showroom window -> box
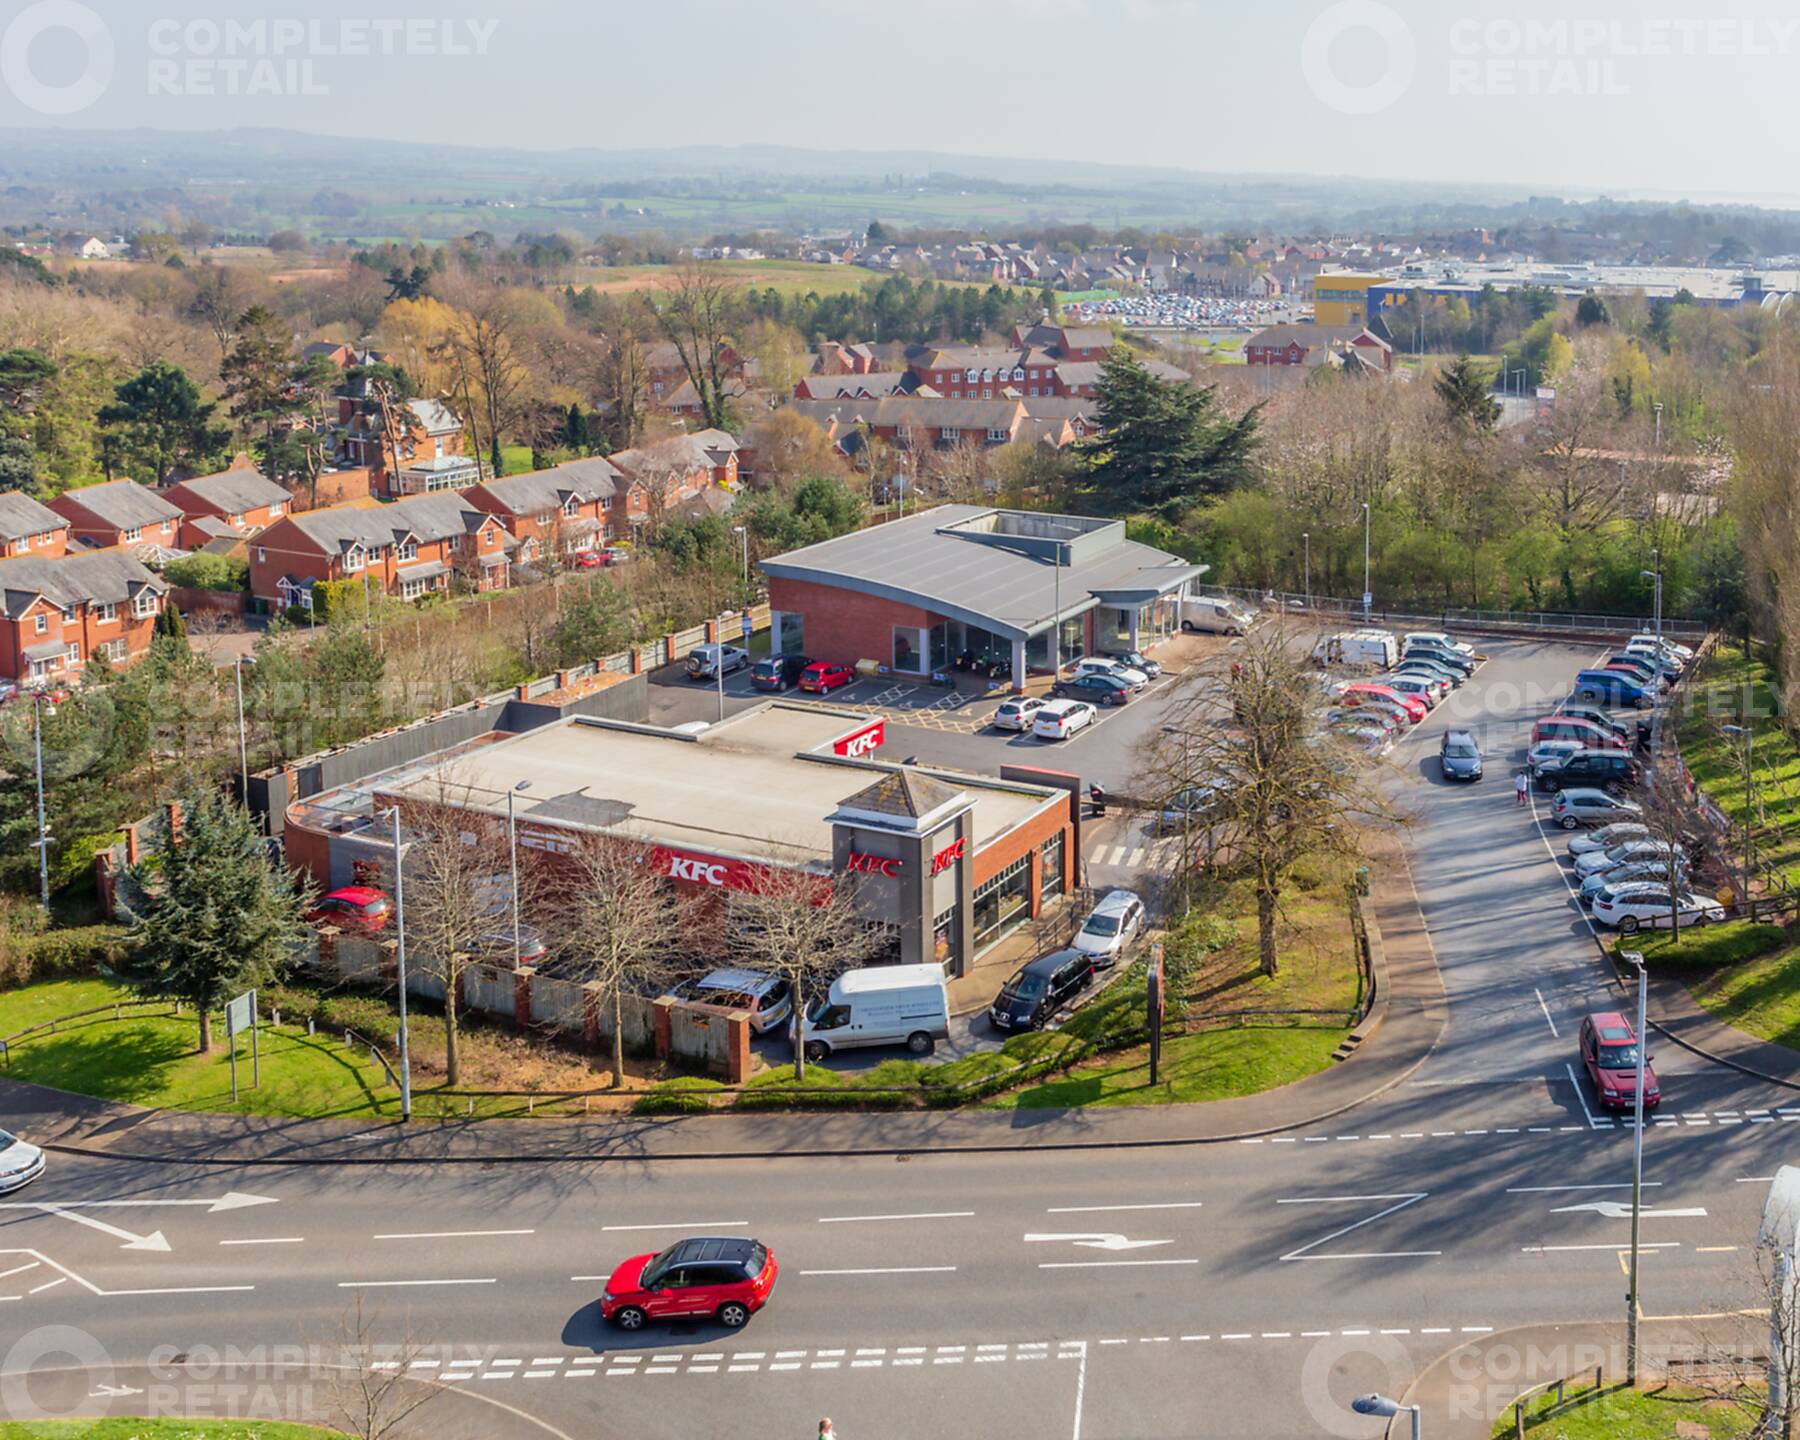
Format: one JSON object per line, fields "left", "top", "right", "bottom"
{"left": 1039, "top": 832, "right": 1065, "bottom": 903}
{"left": 973, "top": 854, "right": 1031, "bottom": 951}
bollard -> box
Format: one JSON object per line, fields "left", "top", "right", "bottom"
{"left": 528, "top": 1097, "right": 535, "bottom": 1116}
{"left": 1514, "top": 1400, "right": 1523, "bottom": 1439}
{"left": 1554, "top": 1379, "right": 1563, "bottom": 1406}
{"left": 466, "top": 1098, "right": 474, "bottom": 1116}
{"left": 308, "top": 1018, "right": 315, "bottom": 1036}
{"left": 1595, "top": 1366, "right": 1602, "bottom": 1393}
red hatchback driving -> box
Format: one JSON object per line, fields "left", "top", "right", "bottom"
{"left": 601, "top": 1235, "right": 778, "bottom": 1331}
{"left": 1578, "top": 1012, "right": 1660, "bottom": 1111}
{"left": 799, "top": 661, "right": 855, "bottom": 694}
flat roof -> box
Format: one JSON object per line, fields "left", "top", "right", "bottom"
{"left": 374, "top": 703, "right": 1059, "bottom": 870}
{"left": 760, "top": 504, "right": 1206, "bottom": 641}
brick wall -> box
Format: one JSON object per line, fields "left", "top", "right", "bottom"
{"left": 767, "top": 575, "right": 945, "bottom": 669}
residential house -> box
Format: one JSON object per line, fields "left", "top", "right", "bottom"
{"left": 301, "top": 342, "right": 388, "bottom": 370}
{"left": 49, "top": 480, "right": 185, "bottom": 554}
{"left": 162, "top": 465, "right": 291, "bottom": 549}
{"left": 812, "top": 341, "right": 879, "bottom": 376}
{"left": 1008, "top": 324, "right": 1117, "bottom": 362}
{"left": 1052, "top": 357, "right": 1190, "bottom": 397}
{"left": 686, "top": 428, "right": 742, "bottom": 488}
{"left": 907, "top": 347, "right": 1061, "bottom": 400}
{"left": 792, "top": 372, "right": 912, "bottom": 402}
{"left": 248, "top": 492, "right": 513, "bottom": 613}
{"left": 333, "top": 381, "right": 479, "bottom": 498}
{"left": 466, "top": 457, "right": 619, "bottom": 564}
{"left": 1244, "top": 324, "right": 1393, "bottom": 371}
{"left": 0, "top": 493, "right": 69, "bottom": 560}
{"left": 606, "top": 435, "right": 722, "bottom": 535}
{"left": 0, "top": 549, "right": 167, "bottom": 685}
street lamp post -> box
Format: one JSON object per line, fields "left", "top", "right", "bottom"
{"left": 1640, "top": 562, "right": 1663, "bottom": 763}
{"left": 1361, "top": 502, "right": 1372, "bottom": 620}
{"left": 233, "top": 655, "right": 257, "bottom": 812}
{"left": 30, "top": 693, "right": 55, "bottom": 913}
{"left": 1353, "top": 1393, "right": 1421, "bottom": 1440}
{"left": 506, "top": 781, "right": 530, "bottom": 970}
{"left": 1301, "top": 531, "right": 1310, "bottom": 606}
{"left": 376, "top": 805, "right": 413, "bottom": 1120}
{"left": 1622, "top": 949, "right": 1649, "bottom": 1384}
{"left": 1724, "top": 723, "right": 1755, "bottom": 887}
{"left": 1653, "top": 401, "right": 1664, "bottom": 449}
{"left": 733, "top": 524, "right": 748, "bottom": 584}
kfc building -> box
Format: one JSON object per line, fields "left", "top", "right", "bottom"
{"left": 293, "top": 703, "right": 1078, "bottom": 977}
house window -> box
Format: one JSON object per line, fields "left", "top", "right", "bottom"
{"left": 33, "top": 613, "right": 47, "bottom": 634}
{"left": 986, "top": 427, "right": 1010, "bottom": 444}
{"left": 228, "top": 514, "right": 242, "bottom": 527}
{"left": 966, "top": 371, "right": 979, "bottom": 383}
{"left": 257, "top": 547, "right": 266, "bottom": 563}
{"left": 344, "top": 545, "right": 365, "bottom": 572}
{"left": 941, "top": 428, "right": 960, "bottom": 442}
{"left": 103, "top": 639, "right": 128, "bottom": 662}
{"left": 96, "top": 602, "right": 116, "bottom": 624}
{"left": 123, "top": 526, "right": 142, "bottom": 543}
{"left": 1012, "top": 367, "right": 1025, "bottom": 381}
{"left": 64, "top": 643, "right": 80, "bottom": 664}
{"left": 131, "top": 591, "right": 159, "bottom": 619}
{"left": 397, "top": 539, "right": 418, "bottom": 562}
{"left": 400, "top": 577, "right": 428, "bottom": 601}
{"left": 61, "top": 605, "right": 75, "bottom": 622}
{"left": 269, "top": 503, "right": 283, "bottom": 518}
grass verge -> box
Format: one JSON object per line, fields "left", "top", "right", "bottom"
{"left": 1493, "top": 1379, "right": 1760, "bottom": 1439}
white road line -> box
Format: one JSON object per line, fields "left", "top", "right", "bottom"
{"left": 1506, "top": 1183, "right": 1660, "bottom": 1193}
{"left": 27, "top": 1277, "right": 65, "bottom": 1295}
{"left": 1522, "top": 1243, "right": 1682, "bottom": 1253}
{"left": 1072, "top": 1340, "right": 1088, "bottom": 1440}
{"left": 1126, "top": 847, "right": 1146, "bottom": 867}
{"left": 1045, "top": 1202, "right": 1205, "bottom": 1214}
{"left": 1564, "top": 1062, "right": 1606, "bottom": 1128}
{"left": 600, "top": 1221, "right": 748, "bottom": 1232}
{"left": 799, "top": 1266, "right": 957, "bottom": 1276}
{"left": 0, "top": 1262, "right": 41, "bottom": 1280}
{"left": 336, "top": 1278, "right": 497, "bottom": 1288}
{"left": 373, "top": 1229, "right": 535, "bottom": 1240}
{"left": 817, "top": 1211, "right": 973, "bottom": 1224}
{"left": 1038, "top": 1259, "right": 1201, "bottom": 1269}
{"left": 1277, "top": 1193, "right": 1435, "bottom": 1263}
{"left": 566, "top": 1368, "right": 596, "bottom": 1378}
{"left": 1535, "top": 988, "right": 1559, "bottom": 1036}
{"left": 219, "top": 1237, "right": 305, "bottom": 1246}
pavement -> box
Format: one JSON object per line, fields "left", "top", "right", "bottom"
{"left": 7, "top": 635, "right": 1800, "bottom": 1440}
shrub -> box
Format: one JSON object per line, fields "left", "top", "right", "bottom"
{"left": 733, "top": 1065, "right": 915, "bottom": 1112}
{"left": 163, "top": 553, "right": 248, "bottom": 592}
{"left": 262, "top": 985, "right": 322, "bottom": 1024}
{"left": 0, "top": 924, "right": 130, "bottom": 988}
{"left": 317, "top": 993, "right": 398, "bottom": 1038}
{"left": 633, "top": 1076, "right": 727, "bottom": 1116}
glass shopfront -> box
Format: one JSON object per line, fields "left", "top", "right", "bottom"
{"left": 933, "top": 905, "right": 960, "bottom": 967}
{"left": 973, "top": 853, "right": 1032, "bottom": 951}
{"left": 1025, "top": 615, "right": 1088, "bottom": 672}
{"left": 1039, "top": 832, "right": 1065, "bottom": 903}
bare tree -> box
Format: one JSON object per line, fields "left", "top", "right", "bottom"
{"left": 444, "top": 291, "right": 531, "bottom": 477}
{"left": 658, "top": 262, "right": 741, "bottom": 430}
{"left": 725, "top": 863, "right": 881, "bottom": 1080}
{"left": 327, "top": 1293, "right": 441, "bottom": 1440}
{"left": 552, "top": 832, "right": 697, "bottom": 1087}
{"left": 1627, "top": 765, "right": 1712, "bottom": 948}
{"left": 595, "top": 304, "right": 652, "bottom": 451}
{"left": 188, "top": 263, "right": 249, "bottom": 366}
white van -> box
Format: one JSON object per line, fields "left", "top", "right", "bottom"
{"left": 1312, "top": 631, "right": 1398, "bottom": 668}
{"left": 1180, "top": 596, "right": 1257, "bottom": 635}
{"left": 799, "top": 964, "right": 951, "bottom": 1061}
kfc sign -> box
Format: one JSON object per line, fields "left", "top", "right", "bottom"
{"left": 651, "top": 846, "right": 762, "bottom": 891}
{"left": 930, "top": 836, "right": 966, "bottom": 876}
{"left": 833, "top": 720, "right": 886, "bottom": 758}
{"left": 667, "top": 854, "right": 729, "bottom": 885}
{"left": 845, "top": 850, "right": 901, "bottom": 878}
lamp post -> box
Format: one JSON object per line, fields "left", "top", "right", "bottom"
{"left": 1724, "top": 723, "right": 1755, "bottom": 887}
{"left": 375, "top": 805, "right": 413, "bottom": 1120}
{"left": 1653, "top": 401, "right": 1664, "bottom": 449}
{"left": 1301, "top": 531, "right": 1310, "bottom": 606}
{"left": 1051, "top": 539, "right": 1064, "bottom": 676}
{"left": 1640, "top": 561, "right": 1663, "bottom": 762}
{"left": 1622, "top": 949, "right": 1649, "bottom": 1384}
{"left": 1361, "top": 502, "right": 1372, "bottom": 620}
{"left": 733, "top": 524, "right": 748, "bottom": 584}
{"left": 233, "top": 655, "right": 257, "bottom": 811}
{"left": 1353, "top": 1393, "right": 1421, "bottom": 1440}
{"left": 506, "top": 780, "right": 530, "bottom": 970}
{"left": 29, "top": 693, "right": 55, "bottom": 913}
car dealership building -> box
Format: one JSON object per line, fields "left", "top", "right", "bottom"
{"left": 285, "top": 703, "right": 1080, "bottom": 978}
{"left": 760, "top": 506, "right": 1208, "bottom": 689}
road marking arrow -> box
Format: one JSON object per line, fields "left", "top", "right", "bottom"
{"left": 28, "top": 1206, "right": 169, "bottom": 1252}
{"left": 1550, "top": 1202, "right": 1709, "bottom": 1220}
{"left": 90, "top": 1384, "right": 144, "bottom": 1399}
{"left": 1023, "top": 1232, "right": 1173, "bottom": 1251}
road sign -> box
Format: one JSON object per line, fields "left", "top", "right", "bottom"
{"left": 1362, "top": 592, "right": 1373, "bottom": 610}
{"left": 1147, "top": 941, "right": 1165, "bottom": 1086}
{"left": 225, "top": 992, "right": 253, "bottom": 1036}
{"left": 225, "top": 989, "right": 259, "bottom": 1099}
{"left": 741, "top": 612, "right": 753, "bottom": 638}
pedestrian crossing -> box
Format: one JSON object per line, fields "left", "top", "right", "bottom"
{"left": 1092, "top": 841, "right": 1181, "bottom": 873}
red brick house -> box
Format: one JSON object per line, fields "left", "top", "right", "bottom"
{"left": 1245, "top": 324, "right": 1393, "bottom": 371}
{"left": 685, "top": 429, "right": 742, "bottom": 489}
{"left": 162, "top": 465, "right": 291, "bottom": 548}
{"left": 334, "top": 384, "right": 479, "bottom": 499}
{"left": 465, "top": 457, "right": 620, "bottom": 564}
{"left": 812, "top": 340, "right": 878, "bottom": 376}
{"left": 791, "top": 372, "right": 911, "bottom": 402}
{"left": 607, "top": 436, "right": 725, "bottom": 535}
{"left": 49, "top": 480, "right": 185, "bottom": 553}
{"left": 249, "top": 493, "right": 512, "bottom": 613}
{"left": 1009, "top": 323, "right": 1117, "bottom": 362}
{"left": 0, "top": 493, "right": 69, "bottom": 560}
{"left": 0, "top": 549, "right": 167, "bottom": 685}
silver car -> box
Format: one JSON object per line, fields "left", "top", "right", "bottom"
{"left": 993, "top": 696, "right": 1047, "bottom": 732}
{"left": 0, "top": 1129, "right": 45, "bottom": 1194}
{"left": 1072, "top": 889, "right": 1146, "bottom": 968}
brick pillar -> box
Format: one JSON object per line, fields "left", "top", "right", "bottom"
{"left": 516, "top": 682, "right": 531, "bottom": 700}
{"left": 664, "top": 635, "right": 676, "bottom": 666}
{"left": 513, "top": 967, "right": 534, "bottom": 1027}
{"left": 319, "top": 929, "right": 341, "bottom": 981}
{"left": 165, "top": 801, "right": 183, "bottom": 847}
{"left": 705, "top": 619, "right": 719, "bottom": 643}
{"left": 1027, "top": 846, "right": 1044, "bottom": 917}
{"left": 629, "top": 647, "right": 642, "bottom": 675}
{"left": 726, "top": 1012, "right": 751, "bottom": 1084}
{"left": 652, "top": 996, "right": 675, "bottom": 1061}
{"left": 124, "top": 823, "right": 140, "bottom": 866}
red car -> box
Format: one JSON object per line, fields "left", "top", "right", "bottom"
{"left": 799, "top": 661, "right": 855, "bottom": 694}
{"left": 1579, "top": 1011, "right": 1660, "bottom": 1111}
{"left": 601, "top": 1236, "right": 778, "bottom": 1331}
{"left": 1531, "top": 717, "right": 1628, "bottom": 751}
{"left": 1335, "top": 683, "right": 1427, "bottom": 724}
{"left": 307, "top": 886, "right": 392, "bottom": 935}
{"left": 572, "top": 550, "right": 604, "bottom": 569}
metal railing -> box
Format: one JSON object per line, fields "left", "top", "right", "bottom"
{"left": 0, "top": 999, "right": 180, "bottom": 1066}
{"left": 1196, "top": 584, "right": 1709, "bottom": 638}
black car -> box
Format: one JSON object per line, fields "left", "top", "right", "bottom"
{"left": 750, "top": 654, "right": 811, "bottom": 692}
{"left": 1535, "top": 748, "right": 1639, "bottom": 793}
{"left": 990, "top": 949, "right": 1094, "bottom": 1031}
{"left": 1051, "top": 673, "right": 1131, "bottom": 707}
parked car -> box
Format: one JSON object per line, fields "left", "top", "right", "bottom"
{"left": 798, "top": 661, "right": 856, "bottom": 694}
{"left": 1531, "top": 717, "right": 1629, "bottom": 751}
{"left": 1072, "top": 889, "right": 1146, "bottom": 967}
{"left": 1339, "top": 696, "right": 1416, "bottom": 730}
{"left": 1051, "top": 672, "right": 1132, "bottom": 707}
{"left": 1103, "top": 648, "right": 1162, "bottom": 679}
{"left": 475, "top": 922, "right": 548, "bottom": 965}
{"left": 1072, "top": 656, "right": 1149, "bottom": 690}
{"left": 0, "top": 680, "right": 17, "bottom": 706}
{"left": 0, "top": 1128, "right": 46, "bottom": 1194}
{"left": 1402, "top": 631, "right": 1475, "bottom": 658}
{"left": 1383, "top": 674, "right": 1448, "bottom": 707}
{"left": 1155, "top": 781, "right": 1233, "bottom": 832}
{"left": 1034, "top": 699, "right": 1097, "bottom": 740}
{"left": 991, "top": 696, "right": 1048, "bottom": 732}
{"left": 307, "top": 886, "right": 391, "bottom": 934}
{"left": 1579, "top": 1013, "right": 1660, "bottom": 1111}
{"left": 1527, "top": 738, "right": 1585, "bottom": 771}
{"left": 1567, "top": 821, "right": 1650, "bottom": 857}
{"left": 1592, "top": 884, "right": 1726, "bottom": 934}
{"left": 1326, "top": 706, "right": 1400, "bottom": 733}
{"left": 1550, "top": 788, "right": 1644, "bottom": 830}
{"left": 1439, "top": 729, "right": 1483, "bottom": 781}
{"left": 750, "top": 654, "right": 811, "bottom": 692}
{"left": 1573, "top": 837, "right": 1682, "bottom": 880}
{"left": 1331, "top": 721, "right": 1393, "bottom": 755}
{"left": 670, "top": 968, "right": 793, "bottom": 1035}
{"left": 688, "top": 643, "right": 749, "bottom": 681}
{"left": 800, "top": 964, "right": 950, "bottom": 1060}
{"left": 1604, "top": 654, "right": 1669, "bottom": 689}
{"left": 1401, "top": 642, "right": 1476, "bottom": 676}
{"left": 1533, "top": 749, "right": 1639, "bottom": 793}
{"left": 1621, "top": 645, "right": 1683, "bottom": 679}
{"left": 1578, "top": 859, "right": 1689, "bottom": 908}
{"left": 1552, "top": 706, "right": 1632, "bottom": 744}
{"left": 1332, "top": 682, "right": 1427, "bottom": 723}
{"left": 571, "top": 549, "right": 605, "bottom": 569}
{"left": 990, "top": 949, "right": 1095, "bottom": 1031}
{"left": 1572, "top": 669, "right": 1654, "bottom": 709}
{"left": 1630, "top": 634, "right": 1694, "bottom": 662}
{"left": 601, "top": 1236, "right": 778, "bottom": 1331}
{"left": 1395, "top": 656, "right": 1465, "bottom": 688}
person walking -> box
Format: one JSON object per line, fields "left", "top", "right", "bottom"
{"left": 819, "top": 1420, "right": 838, "bottom": 1440}
{"left": 1515, "top": 770, "right": 1530, "bottom": 807}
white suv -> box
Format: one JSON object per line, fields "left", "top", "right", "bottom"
{"left": 1072, "top": 657, "right": 1149, "bottom": 690}
{"left": 1034, "top": 700, "right": 1096, "bottom": 740}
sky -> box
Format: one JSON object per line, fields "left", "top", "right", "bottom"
{"left": 2, "top": 0, "right": 1797, "bottom": 205}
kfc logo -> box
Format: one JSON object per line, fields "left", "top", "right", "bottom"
{"left": 845, "top": 850, "right": 902, "bottom": 878}
{"left": 930, "top": 836, "right": 966, "bottom": 875}
{"left": 667, "top": 855, "right": 728, "bottom": 885}
{"left": 833, "top": 720, "right": 886, "bottom": 758}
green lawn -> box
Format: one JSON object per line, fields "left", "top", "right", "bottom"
{"left": 0, "top": 1422, "right": 340, "bottom": 1439}
{"left": 1678, "top": 643, "right": 1800, "bottom": 887}
{"left": 990, "top": 1024, "right": 1345, "bottom": 1108}
{"left": 1494, "top": 1380, "right": 1760, "bottom": 1439}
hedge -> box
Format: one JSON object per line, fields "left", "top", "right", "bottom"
{"left": 0, "top": 925, "right": 131, "bottom": 988}
{"left": 163, "top": 552, "right": 248, "bottom": 592}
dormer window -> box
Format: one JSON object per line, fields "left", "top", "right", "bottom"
{"left": 344, "top": 544, "right": 365, "bottom": 573}
{"left": 131, "top": 591, "right": 159, "bottom": 620}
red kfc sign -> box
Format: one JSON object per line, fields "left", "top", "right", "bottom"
{"left": 833, "top": 720, "right": 886, "bottom": 758}
{"left": 930, "top": 836, "right": 965, "bottom": 876}
{"left": 845, "top": 850, "right": 901, "bottom": 878}
{"left": 652, "top": 846, "right": 765, "bottom": 891}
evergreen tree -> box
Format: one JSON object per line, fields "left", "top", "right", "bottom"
{"left": 97, "top": 361, "right": 230, "bottom": 485}
{"left": 1433, "top": 355, "right": 1501, "bottom": 433}
{"left": 118, "top": 785, "right": 309, "bottom": 1053}
{"left": 1575, "top": 291, "right": 1610, "bottom": 327}
{"left": 1078, "top": 347, "right": 1261, "bottom": 515}
{"left": 153, "top": 599, "right": 188, "bottom": 644}
{"left": 561, "top": 402, "right": 590, "bottom": 454}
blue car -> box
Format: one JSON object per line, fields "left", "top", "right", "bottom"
{"left": 1572, "top": 670, "right": 1653, "bottom": 709}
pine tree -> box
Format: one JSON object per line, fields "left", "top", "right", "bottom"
{"left": 1433, "top": 355, "right": 1502, "bottom": 434}
{"left": 118, "top": 785, "right": 311, "bottom": 1053}
{"left": 153, "top": 599, "right": 187, "bottom": 644}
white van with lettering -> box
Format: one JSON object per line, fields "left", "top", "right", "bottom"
{"left": 799, "top": 964, "right": 950, "bottom": 1061}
